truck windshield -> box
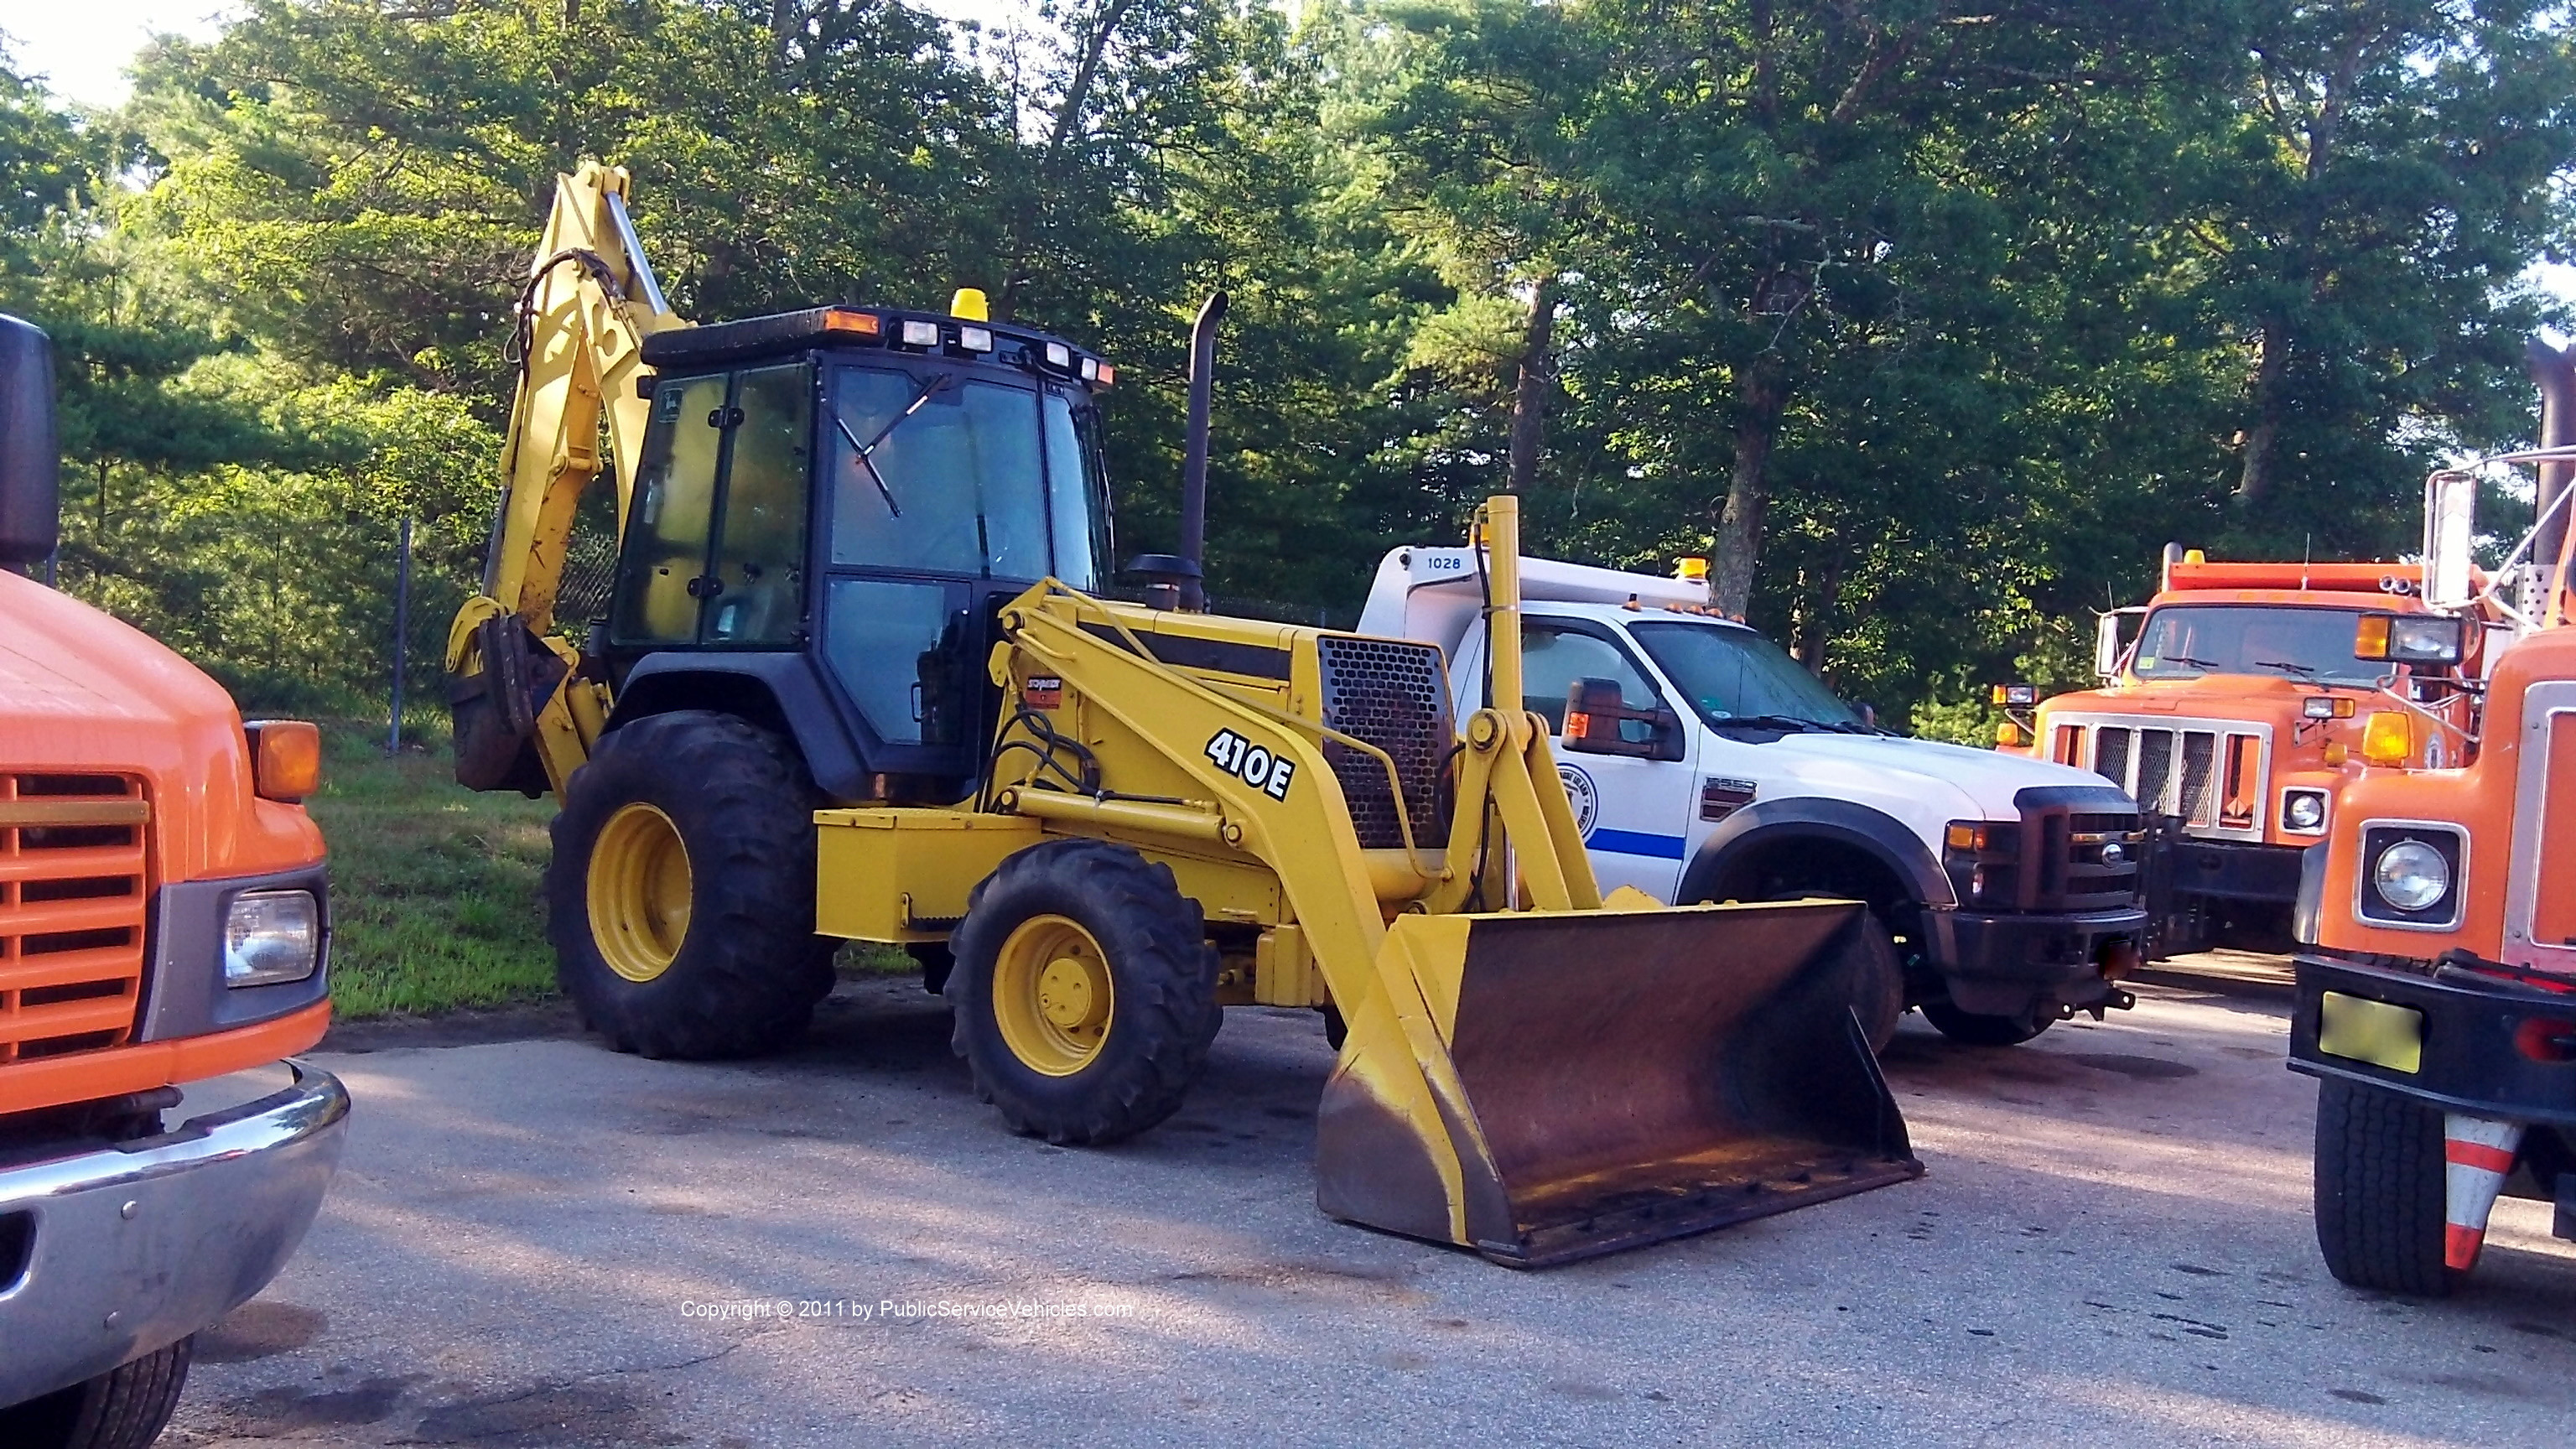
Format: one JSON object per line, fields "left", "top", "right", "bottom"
{"left": 826, "top": 364, "right": 1106, "bottom": 589}
{"left": 2132, "top": 605, "right": 2381, "bottom": 686}
{"left": 1628, "top": 621, "right": 1863, "bottom": 730}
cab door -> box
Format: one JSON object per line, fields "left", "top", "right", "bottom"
{"left": 612, "top": 364, "right": 812, "bottom": 649}
{"left": 2507, "top": 680, "right": 2576, "bottom": 972}
{"left": 1468, "top": 616, "right": 1696, "bottom": 900}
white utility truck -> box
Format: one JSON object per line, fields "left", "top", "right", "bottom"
{"left": 1358, "top": 544, "right": 2151, "bottom": 1047}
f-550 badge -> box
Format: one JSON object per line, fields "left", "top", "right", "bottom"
{"left": 1204, "top": 729, "right": 1296, "bottom": 801}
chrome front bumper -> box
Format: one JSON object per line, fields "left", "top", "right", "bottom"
{"left": 0, "top": 1062, "right": 348, "bottom": 1407}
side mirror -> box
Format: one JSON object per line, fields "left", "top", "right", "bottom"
{"left": 0, "top": 314, "right": 60, "bottom": 567}
{"left": 2094, "top": 612, "right": 2126, "bottom": 677}
{"left": 1563, "top": 677, "right": 1685, "bottom": 761}
{"left": 2355, "top": 612, "right": 2464, "bottom": 667}
{"left": 1856, "top": 702, "right": 1878, "bottom": 730}
{"left": 2422, "top": 470, "right": 2476, "bottom": 609}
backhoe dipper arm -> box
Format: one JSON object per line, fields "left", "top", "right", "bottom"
{"left": 484, "top": 161, "right": 683, "bottom": 631}
{"left": 449, "top": 162, "right": 686, "bottom": 797}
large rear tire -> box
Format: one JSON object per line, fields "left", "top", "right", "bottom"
{"left": 1921, "top": 998, "right": 2053, "bottom": 1047}
{"left": 2314, "top": 1078, "right": 2456, "bottom": 1296}
{"left": 948, "top": 839, "right": 1220, "bottom": 1144}
{"left": 547, "top": 711, "right": 837, "bottom": 1059}
{"left": 0, "top": 1337, "right": 190, "bottom": 1449}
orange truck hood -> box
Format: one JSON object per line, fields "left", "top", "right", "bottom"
{"left": 1, "top": 570, "right": 322, "bottom": 881}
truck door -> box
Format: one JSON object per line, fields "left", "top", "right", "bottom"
{"left": 2507, "top": 680, "right": 2576, "bottom": 972}
{"left": 1465, "top": 616, "right": 1696, "bottom": 899}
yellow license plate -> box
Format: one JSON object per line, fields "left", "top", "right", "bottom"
{"left": 2319, "top": 991, "right": 2423, "bottom": 1073}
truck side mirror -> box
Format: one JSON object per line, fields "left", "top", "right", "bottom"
{"left": 2094, "top": 612, "right": 2125, "bottom": 678}
{"left": 1563, "top": 678, "right": 1685, "bottom": 761}
{"left": 0, "top": 314, "right": 60, "bottom": 567}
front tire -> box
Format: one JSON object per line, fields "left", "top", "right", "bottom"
{"left": 948, "top": 839, "right": 1220, "bottom": 1144}
{"left": 0, "top": 1338, "right": 190, "bottom": 1449}
{"left": 1753, "top": 892, "right": 1905, "bottom": 1054}
{"left": 547, "top": 711, "right": 837, "bottom": 1059}
{"left": 1921, "top": 997, "right": 2053, "bottom": 1047}
{"left": 2314, "top": 1078, "right": 2455, "bottom": 1296}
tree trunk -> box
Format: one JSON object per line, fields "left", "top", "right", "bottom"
{"left": 769, "top": 0, "right": 800, "bottom": 76}
{"left": 1506, "top": 275, "right": 1557, "bottom": 495}
{"left": 1711, "top": 361, "right": 1786, "bottom": 617}
{"left": 2238, "top": 317, "right": 2287, "bottom": 503}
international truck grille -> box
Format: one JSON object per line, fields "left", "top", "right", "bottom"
{"left": 2082, "top": 723, "right": 2266, "bottom": 836}
{"left": 1316, "top": 635, "right": 1452, "bottom": 850}
{"left": 0, "top": 774, "right": 150, "bottom": 1064}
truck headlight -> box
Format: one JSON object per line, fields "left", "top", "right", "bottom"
{"left": 2281, "top": 790, "right": 2327, "bottom": 834}
{"left": 226, "top": 890, "right": 320, "bottom": 986}
{"left": 2370, "top": 842, "right": 2449, "bottom": 913}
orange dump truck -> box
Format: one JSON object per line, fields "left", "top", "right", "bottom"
{"left": 0, "top": 315, "right": 345, "bottom": 1446}
{"left": 2002, "top": 553, "right": 2477, "bottom": 957}
{"left": 2288, "top": 342, "right": 2576, "bottom": 1295}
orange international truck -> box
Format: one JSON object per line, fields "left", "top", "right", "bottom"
{"left": 1999, "top": 549, "right": 2480, "bottom": 958}
{"left": 2288, "top": 341, "right": 2576, "bottom": 1296}
{"left": 0, "top": 315, "right": 345, "bottom": 1446}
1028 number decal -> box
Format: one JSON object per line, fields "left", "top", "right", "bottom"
{"left": 1204, "top": 730, "right": 1296, "bottom": 801}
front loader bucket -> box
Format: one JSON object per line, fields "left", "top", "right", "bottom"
{"left": 1315, "top": 900, "right": 1922, "bottom": 1267}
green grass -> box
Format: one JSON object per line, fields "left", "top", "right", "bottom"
{"left": 310, "top": 724, "right": 561, "bottom": 1018}
{"left": 305, "top": 721, "right": 914, "bottom": 1017}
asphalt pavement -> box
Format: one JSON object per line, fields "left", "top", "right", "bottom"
{"left": 164, "top": 952, "right": 2576, "bottom": 1446}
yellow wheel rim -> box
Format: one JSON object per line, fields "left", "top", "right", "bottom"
{"left": 588, "top": 802, "right": 693, "bottom": 984}
{"left": 991, "top": 914, "right": 1114, "bottom": 1076}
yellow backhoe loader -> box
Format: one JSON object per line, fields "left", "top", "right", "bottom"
{"left": 448, "top": 162, "right": 1923, "bottom": 1265}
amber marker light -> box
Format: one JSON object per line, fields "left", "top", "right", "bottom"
{"left": 246, "top": 720, "right": 323, "bottom": 802}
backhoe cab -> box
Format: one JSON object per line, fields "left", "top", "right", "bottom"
{"left": 454, "top": 164, "right": 1922, "bottom": 1267}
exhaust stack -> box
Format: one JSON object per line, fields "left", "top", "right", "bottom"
{"left": 1178, "top": 292, "right": 1227, "bottom": 611}
{"left": 2526, "top": 339, "right": 2576, "bottom": 618}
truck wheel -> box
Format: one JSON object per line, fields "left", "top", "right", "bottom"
{"left": 1756, "top": 893, "right": 1904, "bottom": 1054}
{"left": 0, "top": 1337, "right": 190, "bottom": 1449}
{"left": 1921, "top": 999, "right": 2053, "bottom": 1047}
{"left": 948, "top": 839, "right": 1221, "bottom": 1145}
{"left": 2314, "top": 1078, "right": 2455, "bottom": 1296}
{"left": 547, "top": 710, "right": 837, "bottom": 1059}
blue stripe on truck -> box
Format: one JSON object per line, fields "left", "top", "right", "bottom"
{"left": 1586, "top": 827, "right": 1688, "bottom": 860}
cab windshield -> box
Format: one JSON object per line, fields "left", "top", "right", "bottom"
{"left": 1628, "top": 621, "right": 1865, "bottom": 731}
{"left": 2131, "top": 605, "right": 2381, "bottom": 686}
{"left": 826, "top": 364, "right": 1109, "bottom": 589}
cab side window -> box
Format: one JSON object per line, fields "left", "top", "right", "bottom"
{"left": 1520, "top": 626, "right": 1660, "bottom": 733}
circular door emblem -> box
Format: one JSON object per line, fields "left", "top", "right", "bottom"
{"left": 1558, "top": 764, "right": 1597, "bottom": 837}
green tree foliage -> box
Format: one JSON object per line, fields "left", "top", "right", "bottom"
{"left": 1, "top": 0, "right": 2572, "bottom": 733}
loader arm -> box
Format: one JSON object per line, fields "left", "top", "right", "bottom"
{"left": 448, "top": 162, "right": 687, "bottom": 796}
{"left": 984, "top": 496, "right": 1919, "bottom": 1265}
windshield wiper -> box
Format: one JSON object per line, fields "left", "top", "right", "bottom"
{"left": 831, "top": 373, "right": 950, "bottom": 517}
{"left": 2159, "top": 653, "right": 2223, "bottom": 670}
{"left": 2254, "top": 658, "right": 2319, "bottom": 678}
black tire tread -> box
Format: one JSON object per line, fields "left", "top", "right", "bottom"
{"left": 2314, "top": 1078, "right": 2455, "bottom": 1296}
{"left": 0, "top": 1337, "right": 191, "bottom": 1449}
{"left": 547, "top": 711, "right": 836, "bottom": 1060}
{"left": 948, "top": 838, "right": 1219, "bottom": 1145}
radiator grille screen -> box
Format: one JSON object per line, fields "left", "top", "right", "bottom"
{"left": 1316, "top": 636, "right": 1452, "bottom": 850}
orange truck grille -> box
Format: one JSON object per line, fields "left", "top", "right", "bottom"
{"left": 0, "top": 774, "right": 151, "bottom": 1064}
